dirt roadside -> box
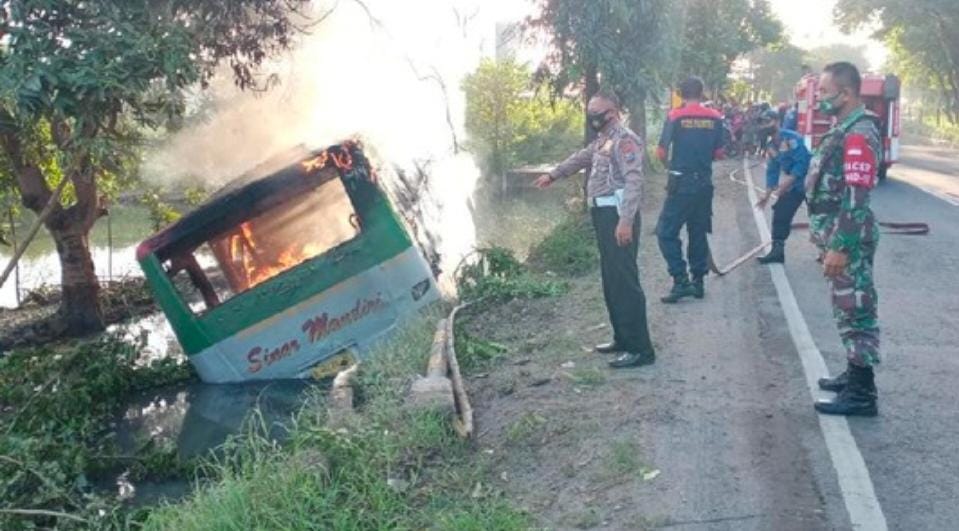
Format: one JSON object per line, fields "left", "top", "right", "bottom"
{"left": 463, "top": 160, "right": 848, "bottom": 530}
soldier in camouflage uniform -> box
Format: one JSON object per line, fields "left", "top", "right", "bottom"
{"left": 806, "top": 62, "right": 881, "bottom": 417}
{"left": 535, "top": 91, "right": 656, "bottom": 369}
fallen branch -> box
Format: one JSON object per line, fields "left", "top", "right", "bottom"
{"left": 446, "top": 303, "right": 475, "bottom": 438}
{"left": 0, "top": 176, "right": 70, "bottom": 289}
{"left": 0, "top": 508, "right": 89, "bottom": 524}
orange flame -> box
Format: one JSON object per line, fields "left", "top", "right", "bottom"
{"left": 300, "top": 148, "right": 353, "bottom": 174}
{"left": 301, "top": 152, "right": 328, "bottom": 173}
{"left": 227, "top": 221, "right": 325, "bottom": 291}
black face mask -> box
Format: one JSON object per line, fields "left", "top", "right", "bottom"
{"left": 588, "top": 111, "right": 612, "bottom": 132}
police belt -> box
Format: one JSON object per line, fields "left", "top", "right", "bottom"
{"left": 591, "top": 194, "right": 619, "bottom": 208}
{"left": 668, "top": 170, "right": 709, "bottom": 179}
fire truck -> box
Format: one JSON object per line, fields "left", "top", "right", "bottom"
{"left": 794, "top": 73, "right": 901, "bottom": 180}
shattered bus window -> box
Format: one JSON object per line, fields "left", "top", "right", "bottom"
{"left": 208, "top": 176, "right": 360, "bottom": 294}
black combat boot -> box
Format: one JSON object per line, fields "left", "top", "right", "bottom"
{"left": 608, "top": 350, "right": 656, "bottom": 369}
{"left": 814, "top": 364, "right": 877, "bottom": 417}
{"left": 661, "top": 276, "right": 695, "bottom": 304}
{"left": 818, "top": 364, "right": 850, "bottom": 392}
{"left": 757, "top": 240, "right": 785, "bottom": 264}
{"left": 691, "top": 276, "right": 705, "bottom": 299}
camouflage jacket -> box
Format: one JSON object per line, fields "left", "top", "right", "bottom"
{"left": 549, "top": 123, "right": 645, "bottom": 223}
{"left": 805, "top": 105, "right": 882, "bottom": 252}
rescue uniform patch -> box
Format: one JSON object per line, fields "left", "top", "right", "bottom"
{"left": 843, "top": 133, "right": 877, "bottom": 188}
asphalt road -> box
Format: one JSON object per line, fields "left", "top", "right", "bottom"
{"left": 748, "top": 141, "right": 959, "bottom": 531}
{"left": 468, "top": 143, "right": 957, "bottom": 530}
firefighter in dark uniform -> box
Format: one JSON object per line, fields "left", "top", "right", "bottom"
{"left": 755, "top": 108, "right": 811, "bottom": 264}
{"left": 656, "top": 77, "right": 725, "bottom": 303}
{"left": 534, "top": 91, "right": 656, "bottom": 369}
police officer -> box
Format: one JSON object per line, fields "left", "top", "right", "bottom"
{"left": 534, "top": 91, "right": 656, "bottom": 369}
{"left": 755, "top": 109, "right": 811, "bottom": 264}
{"left": 807, "top": 62, "right": 882, "bottom": 417}
{"left": 655, "top": 77, "right": 724, "bottom": 303}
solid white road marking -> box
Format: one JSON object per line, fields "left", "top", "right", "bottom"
{"left": 743, "top": 158, "right": 888, "bottom": 530}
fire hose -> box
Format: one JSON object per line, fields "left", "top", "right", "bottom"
{"left": 708, "top": 161, "right": 931, "bottom": 276}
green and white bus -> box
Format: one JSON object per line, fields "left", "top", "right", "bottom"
{"left": 137, "top": 141, "right": 439, "bottom": 383}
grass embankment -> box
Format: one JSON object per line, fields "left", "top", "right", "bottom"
{"left": 142, "top": 317, "right": 529, "bottom": 531}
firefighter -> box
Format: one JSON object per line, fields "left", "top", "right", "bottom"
{"left": 534, "top": 91, "right": 656, "bottom": 369}
{"left": 755, "top": 109, "right": 811, "bottom": 264}
{"left": 807, "top": 62, "right": 882, "bottom": 417}
{"left": 655, "top": 76, "right": 724, "bottom": 303}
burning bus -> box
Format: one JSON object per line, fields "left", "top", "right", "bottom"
{"left": 137, "top": 141, "right": 439, "bottom": 383}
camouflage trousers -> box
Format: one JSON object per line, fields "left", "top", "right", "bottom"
{"left": 826, "top": 242, "right": 880, "bottom": 367}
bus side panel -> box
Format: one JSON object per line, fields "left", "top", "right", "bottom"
{"left": 189, "top": 246, "right": 436, "bottom": 383}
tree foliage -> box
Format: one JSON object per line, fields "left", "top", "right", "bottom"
{"left": 679, "top": 0, "right": 783, "bottom": 93}
{"left": 463, "top": 58, "right": 582, "bottom": 180}
{"left": 0, "top": 0, "right": 314, "bottom": 333}
{"left": 741, "top": 43, "right": 806, "bottom": 102}
{"left": 803, "top": 43, "right": 871, "bottom": 73}
{"left": 835, "top": 0, "right": 959, "bottom": 122}
{"left": 527, "top": 0, "right": 683, "bottom": 138}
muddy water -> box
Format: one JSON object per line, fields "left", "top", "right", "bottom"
{"left": 110, "top": 379, "right": 324, "bottom": 505}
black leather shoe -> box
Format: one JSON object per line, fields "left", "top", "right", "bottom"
{"left": 608, "top": 351, "right": 655, "bottom": 369}
{"left": 818, "top": 368, "right": 849, "bottom": 392}
{"left": 595, "top": 342, "right": 624, "bottom": 354}
{"left": 815, "top": 365, "right": 877, "bottom": 417}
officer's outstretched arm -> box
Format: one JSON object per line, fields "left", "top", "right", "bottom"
{"left": 827, "top": 132, "right": 878, "bottom": 253}
{"left": 549, "top": 146, "right": 592, "bottom": 182}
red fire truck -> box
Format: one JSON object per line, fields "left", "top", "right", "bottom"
{"left": 794, "top": 73, "right": 901, "bottom": 179}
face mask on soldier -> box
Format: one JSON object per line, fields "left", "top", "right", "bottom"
{"left": 588, "top": 110, "right": 612, "bottom": 132}
{"left": 817, "top": 91, "right": 844, "bottom": 116}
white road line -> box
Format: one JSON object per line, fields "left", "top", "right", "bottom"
{"left": 742, "top": 158, "right": 888, "bottom": 530}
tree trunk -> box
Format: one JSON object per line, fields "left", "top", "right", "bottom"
{"left": 628, "top": 88, "right": 648, "bottom": 141}
{"left": 584, "top": 63, "right": 600, "bottom": 146}
{"left": 581, "top": 64, "right": 601, "bottom": 210}
{"left": 51, "top": 228, "right": 104, "bottom": 335}
{"left": 2, "top": 128, "right": 106, "bottom": 335}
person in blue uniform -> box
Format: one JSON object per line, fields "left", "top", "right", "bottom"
{"left": 655, "top": 77, "right": 725, "bottom": 303}
{"left": 755, "top": 109, "right": 811, "bottom": 264}
{"left": 782, "top": 103, "right": 799, "bottom": 132}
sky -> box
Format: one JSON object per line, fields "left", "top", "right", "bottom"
{"left": 768, "top": 0, "right": 889, "bottom": 70}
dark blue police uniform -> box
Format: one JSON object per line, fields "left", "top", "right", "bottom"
{"left": 656, "top": 103, "right": 724, "bottom": 283}
{"left": 766, "top": 128, "right": 810, "bottom": 242}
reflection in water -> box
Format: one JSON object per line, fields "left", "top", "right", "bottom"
{"left": 108, "top": 312, "right": 184, "bottom": 366}
{"left": 113, "top": 379, "right": 322, "bottom": 504}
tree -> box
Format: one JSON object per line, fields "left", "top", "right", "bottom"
{"left": 743, "top": 43, "right": 807, "bottom": 102}
{"left": 803, "top": 43, "right": 871, "bottom": 73}
{"left": 835, "top": 0, "right": 959, "bottom": 123}
{"left": 463, "top": 58, "right": 582, "bottom": 185}
{"left": 679, "top": 0, "right": 783, "bottom": 95}
{"left": 0, "top": 1, "right": 314, "bottom": 335}
{"left": 527, "top": 0, "right": 683, "bottom": 141}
